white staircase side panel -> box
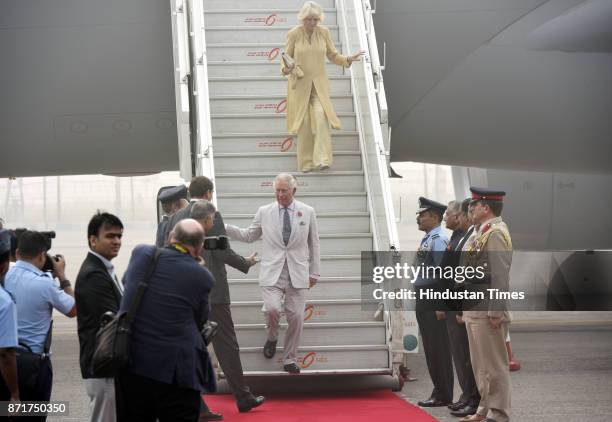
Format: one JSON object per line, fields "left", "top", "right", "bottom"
{"left": 226, "top": 255, "right": 362, "bottom": 279}
{"left": 210, "top": 94, "right": 353, "bottom": 114}
{"left": 213, "top": 151, "right": 361, "bottom": 172}
{"left": 231, "top": 299, "right": 379, "bottom": 324}
{"left": 208, "top": 75, "right": 350, "bottom": 95}
{"left": 235, "top": 322, "right": 386, "bottom": 348}
{"left": 215, "top": 171, "right": 364, "bottom": 193}
{"left": 240, "top": 345, "right": 389, "bottom": 373}
{"left": 204, "top": 0, "right": 336, "bottom": 9}
{"left": 212, "top": 132, "right": 359, "bottom": 153}
{"left": 207, "top": 43, "right": 341, "bottom": 62}
{"left": 229, "top": 277, "right": 364, "bottom": 301}
{"left": 205, "top": 26, "right": 339, "bottom": 43}
{"left": 207, "top": 61, "right": 344, "bottom": 77}
{"left": 210, "top": 112, "right": 356, "bottom": 132}
{"left": 204, "top": 10, "right": 337, "bottom": 27}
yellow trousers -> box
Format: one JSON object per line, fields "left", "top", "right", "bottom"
{"left": 296, "top": 91, "right": 333, "bottom": 172}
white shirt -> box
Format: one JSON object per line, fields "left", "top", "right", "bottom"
{"left": 89, "top": 251, "right": 123, "bottom": 294}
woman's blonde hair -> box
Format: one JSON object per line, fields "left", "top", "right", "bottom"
{"left": 298, "top": 1, "right": 325, "bottom": 23}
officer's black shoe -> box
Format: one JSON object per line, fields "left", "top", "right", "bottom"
{"left": 283, "top": 363, "right": 301, "bottom": 374}
{"left": 263, "top": 340, "right": 277, "bottom": 358}
{"left": 448, "top": 400, "right": 468, "bottom": 411}
{"left": 198, "top": 410, "right": 223, "bottom": 421}
{"left": 237, "top": 395, "right": 265, "bottom": 413}
{"left": 417, "top": 397, "right": 451, "bottom": 407}
{"left": 450, "top": 404, "right": 478, "bottom": 417}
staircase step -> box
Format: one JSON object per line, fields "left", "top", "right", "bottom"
{"left": 229, "top": 277, "right": 365, "bottom": 301}
{"left": 210, "top": 112, "right": 356, "bottom": 132}
{"left": 211, "top": 131, "right": 359, "bottom": 153}
{"left": 209, "top": 75, "right": 350, "bottom": 95}
{"left": 207, "top": 61, "right": 344, "bottom": 77}
{"left": 229, "top": 232, "right": 372, "bottom": 256}
{"left": 239, "top": 345, "right": 389, "bottom": 373}
{"left": 231, "top": 299, "right": 378, "bottom": 324}
{"left": 206, "top": 26, "right": 339, "bottom": 44}
{"left": 207, "top": 43, "right": 341, "bottom": 62}
{"left": 203, "top": 0, "right": 336, "bottom": 9}
{"left": 226, "top": 254, "right": 362, "bottom": 279}
{"left": 215, "top": 171, "right": 364, "bottom": 193}
{"left": 204, "top": 9, "right": 337, "bottom": 27}
{"left": 225, "top": 212, "right": 370, "bottom": 234}
{"left": 210, "top": 94, "right": 353, "bottom": 114}
{"left": 235, "top": 322, "right": 386, "bottom": 347}
{"left": 213, "top": 151, "right": 361, "bottom": 172}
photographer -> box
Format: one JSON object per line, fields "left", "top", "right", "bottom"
{"left": 3, "top": 230, "right": 75, "bottom": 418}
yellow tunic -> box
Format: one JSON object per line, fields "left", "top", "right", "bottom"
{"left": 282, "top": 25, "right": 351, "bottom": 134}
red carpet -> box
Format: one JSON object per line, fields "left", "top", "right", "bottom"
{"left": 204, "top": 390, "right": 438, "bottom": 422}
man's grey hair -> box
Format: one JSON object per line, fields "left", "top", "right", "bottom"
{"left": 447, "top": 200, "right": 461, "bottom": 214}
{"left": 190, "top": 200, "right": 216, "bottom": 221}
{"left": 274, "top": 173, "right": 297, "bottom": 190}
{"left": 170, "top": 219, "right": 204, "bottom": 248}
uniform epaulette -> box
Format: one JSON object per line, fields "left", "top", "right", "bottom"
{"left": 431, "top": 233, "right": 440, "bottom": 239}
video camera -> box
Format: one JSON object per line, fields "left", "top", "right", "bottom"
{"left": 9, "top": 229, "right": 60, "bottom": 272}
{"left": 203, "top": 235, "right": 228, "bottom": 250}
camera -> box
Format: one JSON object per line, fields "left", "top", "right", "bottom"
{"left": 203, "top": 235, "right": 228, "bottom": 250}
{"left": 9, "top": 229, "right": 59, "bottom": 272}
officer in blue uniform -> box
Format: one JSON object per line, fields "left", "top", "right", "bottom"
{"left": 155, "top": 185, "right": 188, "bottom": 247}
{"left": 0, "top": 229, "right": 19, "bottom": 402}
{"left": 413, "top": 197, "right": 455, "bottom": 408}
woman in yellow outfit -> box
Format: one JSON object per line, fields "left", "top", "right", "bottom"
{"left": 282, "top": 1, "right": 363, "bottom": 172}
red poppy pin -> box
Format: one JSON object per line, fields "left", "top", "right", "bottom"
{"left": 297, "top": 211, "right": 303, "bottom": 217}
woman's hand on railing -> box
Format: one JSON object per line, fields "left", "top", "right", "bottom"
{"left": 348, "top": 50, "right": 366, "bottom": 64}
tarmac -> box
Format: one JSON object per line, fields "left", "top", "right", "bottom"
{"left": 46, "top": 312, "right": 612, "bottom": 421}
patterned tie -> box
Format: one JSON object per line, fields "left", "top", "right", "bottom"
{"left": 282, "top": 207, "right": 291, "bottom": 245}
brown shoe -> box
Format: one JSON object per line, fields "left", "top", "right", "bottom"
{"left": 459, "top": 414, "right": 485, "bottom": 422}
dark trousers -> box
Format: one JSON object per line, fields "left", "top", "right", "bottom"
{"left": 1, "top": 355, "right": 53, "bottom": 422}
{"left": 446, "top": 311, "right": 480, "bottom": 406}
{"left": 116, "top": 372, "right": 200, "bottom": 422}
{"left": 416, "top": 309, "right": 454, "bottom": 402}
{"left": 208, "top": 303, "right": 252, "bottom": 404}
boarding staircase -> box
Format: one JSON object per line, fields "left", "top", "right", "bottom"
{"left": 171, "top": 0, "right": 402, "bottom": 379}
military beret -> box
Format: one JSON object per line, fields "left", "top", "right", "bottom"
{"left": 0, "top": 229, "right": 10, "bottom": 255}
{"left": 158, "top": 185, "right": 188, "bottom": 203}
{"left": 470, "top": 186, "right": 506, "bottom": 202}
{"left": 416, "top": 197, "right": 447, "bottom": 214}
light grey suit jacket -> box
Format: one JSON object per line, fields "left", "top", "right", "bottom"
{"left": 225, "top": 200, "right": 320, "bottom": 288}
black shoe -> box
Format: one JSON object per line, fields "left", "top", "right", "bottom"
{"left": 283, "top": 363, "right": 301, "bottom": 374}
{"left": 417, "top": 398, "right": 451, "bottom": 407}
{"left": 450, "top": 404, "right": 478, "bottom": 417}
{"left": 237, "top": 395, "right": 265, "bottom": 413}
{"left": 448, "top": 400, "right": 468, "bottom": 411}
{"left": 198, "top": 410, "right": 223, "bottom": 421}
{"left": 263, "top": 340, "right": 277, "bottom": 358}
{"left": 481, "top": 419, "right": 498, "bottom": 422}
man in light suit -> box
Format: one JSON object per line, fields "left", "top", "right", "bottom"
{"left": 226, "top": 173, "right": 320, "bottom": 373}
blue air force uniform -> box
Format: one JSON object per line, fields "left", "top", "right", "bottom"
{"left": 414, "top": 197, "right": 455, "bottom": 407}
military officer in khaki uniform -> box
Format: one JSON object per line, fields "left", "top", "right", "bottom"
{"left": 460, "top": 187, "right": 512, "bottom": 422}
